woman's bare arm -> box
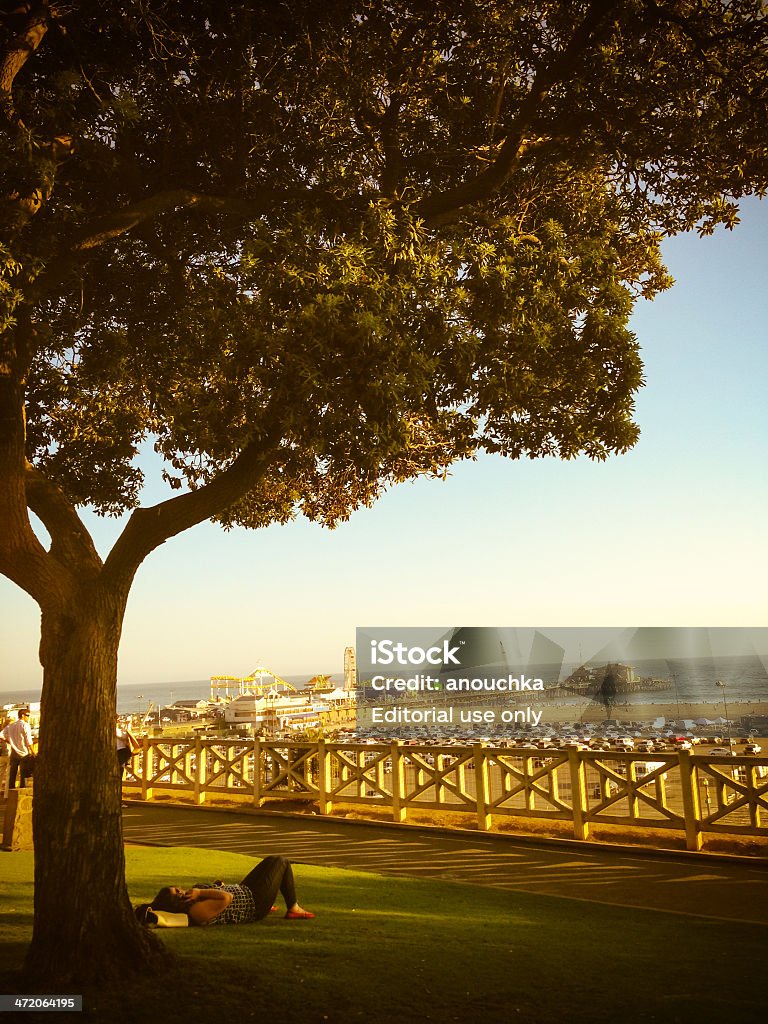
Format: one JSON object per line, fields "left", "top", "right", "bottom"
{"left": 185, "top": 888, "right": 233, "bottom": 925}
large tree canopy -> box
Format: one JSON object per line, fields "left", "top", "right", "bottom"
{"left": 1, "top": 0, "right": 766, "bottom": 987}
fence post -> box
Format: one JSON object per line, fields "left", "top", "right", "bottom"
{"left": 252, "top": 737, "right": 262, "bottom": 807}
{"left": 473, "top": 744, "right": 491, "bottom": 832}
{"left": 524, "top": 755, "right": 535, "bottom": 812}
{"left": 626, "top": 756, "right": 638, "bottom": 821}
{"left": 749, "top": 764, "right": 763, "bottom": 829}
{"left": 140, "top": 736, "right": 153, "bottom": 801}
{"left": 391, "top": 741, "right": 406, "bottom": 823}
{"left": 568, "top": 748, "right": 589, "bottom": 841}
{"left": 317, "top": 739, "right": 331, "bottom": 815}
{"left": 193, "top": 736, "right": 206, "bottom": 806}
{"left": 183, "top": 741, "right": 195, "bottom": 797}
{"left": 678, "top": 750, "right": 703, "bottom": 851}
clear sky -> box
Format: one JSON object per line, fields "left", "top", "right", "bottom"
{"left": 1, "top": 198, "right": 766, "bottom": 690}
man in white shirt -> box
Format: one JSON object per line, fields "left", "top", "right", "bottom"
{"left": 1, "top": 708, "right": 35, "bottom": 788}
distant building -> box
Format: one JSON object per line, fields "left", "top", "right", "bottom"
{"left": 566, "top": 663, "right": 636, "bottom": 689}
{"left": 223, "top": 692, "right": 326, "bottom": 735}
{"left": 170, "top": 699, "right": 216, "bottom": 718}
{"left": 344, "top": 646, "right": 357, "bottom": 691}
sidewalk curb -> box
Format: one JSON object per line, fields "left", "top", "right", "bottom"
{"left": 122, "top": 799, "right": 768, "bottom": 869}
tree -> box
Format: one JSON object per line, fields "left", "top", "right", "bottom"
{"left": 1, "top": 0, "right": 766, "bottom": 985}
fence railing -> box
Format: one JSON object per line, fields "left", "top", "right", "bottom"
{"left": 122, "top": 738, "right": 768, "bottom": 851}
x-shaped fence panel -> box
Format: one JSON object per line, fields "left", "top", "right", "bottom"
{"left": 260, "top": 744, "right": 320, "bottom": 796}
{"left": 398, "top": 746, "right": 477, "bottom": 811}
{"left": 695, "top": 757, "right": 768, "bottom": 832}
{"left": 581, "top": 752, "right": 684, "bottom": 829}
{"left": 323, "top": 743, "right": 393, "bottom": 804}
{"left": 133, "top": 740, "right": 196, "bottom": 791}
{"left": 198, "top": 741, "right": 253, "bottom": 791}
{"left": 483, "top": 749, "right": 572, "bottom": 818}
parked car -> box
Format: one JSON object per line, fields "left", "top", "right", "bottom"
{"left": 708, "top": 747, "right": 733, "bottom": 756}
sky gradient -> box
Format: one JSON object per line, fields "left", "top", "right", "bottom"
{"left": 1, "top": 198, "right": 766, "bottom": 690}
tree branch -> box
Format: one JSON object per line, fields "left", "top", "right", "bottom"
{"left": 68, "top": 179, "right": 363, "bottom": 253}
{"left": 0, "top": 473, "right": 60, "bottom": 606}
{"left": 0, "top": 0, "right": 52, "bottom": 133}
{"left": 24, "top": 463, "right": 103, "bottom": 575}
{"left": 69, "top": 189, "right": 272, "bottom": 252}
{"left": 27, "top": 184, "right": 350, "bottom": 301}
{"left": 380, "top": 96, "right": 403, "bottom": 197}
{"left": 103, "top": 423, "right": 283, "bottom": 588}
{"left": 0, "top": 375, "right": 73, "bottom": 607}
{"left": 415, "top": 0, "right": 623, "bottom": 225}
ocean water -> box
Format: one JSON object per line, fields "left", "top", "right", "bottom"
{"left": 2, "top": 655, "right": 765, "bottom": 713}
{"left": 0, "top": 675, "right": 344, "bottom": 713}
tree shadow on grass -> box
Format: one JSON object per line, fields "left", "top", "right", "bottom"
{"left": 2, "top": 848, "right": 766, "bottom": 1023}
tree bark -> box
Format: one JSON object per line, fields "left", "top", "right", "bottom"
{"left": 23, "top": 580, "right": 170, "bottom": 986}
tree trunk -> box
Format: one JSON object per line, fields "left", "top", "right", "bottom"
{"left": 23, "top": 582, "right": 170, "bottom": 986}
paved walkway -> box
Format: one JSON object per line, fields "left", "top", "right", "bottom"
{"left": 122, "top": 803, "right": 768, "bottom": 925}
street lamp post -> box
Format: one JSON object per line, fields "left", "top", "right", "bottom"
{"left": 671, "top": 671, "right": 681, "bottom": 725}
{"left": 715, "top": 680, "right": 734, "bottom": 754}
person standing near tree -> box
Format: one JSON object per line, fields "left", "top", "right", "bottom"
{"left": 115, "top": 716, "right": 139, "bottom": 778}
{"left": 0, "top": 709, "right": 35, "bottom": 788}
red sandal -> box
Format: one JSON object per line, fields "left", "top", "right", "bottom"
{"left": 285, "top": 909, "right": 315, "bottom": 919}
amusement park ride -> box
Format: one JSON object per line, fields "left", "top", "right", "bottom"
{"left": 209, "top": 666, "right": 297, "bottom": 701}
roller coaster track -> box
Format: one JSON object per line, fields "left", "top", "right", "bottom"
{"left": 210, "top": 666, "right": 297, "bottom": 699}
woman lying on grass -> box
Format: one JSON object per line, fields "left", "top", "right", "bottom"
{"left": 135, "top": 855, "right": 315, "bottom": 927}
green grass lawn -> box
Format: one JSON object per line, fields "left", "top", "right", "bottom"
{"left": 0, "top": 846, "right": 765, "bottom": 1024}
